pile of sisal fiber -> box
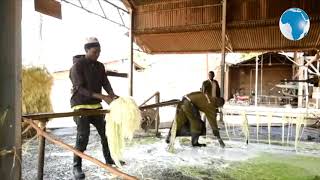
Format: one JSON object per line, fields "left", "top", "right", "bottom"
{"left": 106, "top": 96, "right": 141, "bottom": 167}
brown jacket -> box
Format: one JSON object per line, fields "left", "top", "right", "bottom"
{"left": 201, "top": 79, "right": 220, "bottom": 97}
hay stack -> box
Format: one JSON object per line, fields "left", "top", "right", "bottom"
{"left": 22, "top": 67, "right": 53, "bottom": 138}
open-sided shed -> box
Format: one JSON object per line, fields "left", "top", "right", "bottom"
{"left": 228, "top": 52, "right": 294, "bottom": 99}
{"left": 123, "top": 0, "right": 320, "bottom": 53}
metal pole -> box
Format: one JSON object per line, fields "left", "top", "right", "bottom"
{"left": 255, "top": 56, "right": 259, "bottom": 107}
{"left": 220, "top": 0, "right": 227, "bottom": 98}
{"left": 129, "top": 8, "right": 134, "bottom": 96}
{"left": 297, "top": 52, "right": 303, "bottom": 108}
{"left": 317, "top": 57, "right": 320, "bottom": 108}
{"left": 0, "top": 0, "right": 22, "bottom": 179}
{"left": 304, "top": 57, "right": 309, "bottom": 108}
{"left": 155, "top": 92, "right": 160, "bottom": 137}
{"left": 206, "top": 53, "right": 209, "bottom": 79}
{"left": 261, "top": 54, "right": 263, "bottom": 96}
{"left": 37, "top": 121, "right": 47, "bottom": 180}
{"left": 250, "top": 69, "right": 252, "bottom": 95}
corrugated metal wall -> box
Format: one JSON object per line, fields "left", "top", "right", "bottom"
{"left": 134, "top": 0, "right": 320, "bottom": 30}
{"left": 130, "top": 0, "right": 320, "bottom": 53}
{"left": 135, "top": 0, "right": 221, "bottom": 30}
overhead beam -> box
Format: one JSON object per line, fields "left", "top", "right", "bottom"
{"left": 61, "top": 0, "right": 129, "bottom": 29}
{"left": 101, "top": 0, "right": 128, "bottom": 13}
{"left": 122, "top": 0, "right": 136, "bottom": 10}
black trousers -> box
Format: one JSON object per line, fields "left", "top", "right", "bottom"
{"left": 73, "top": 110, "right": 113, "bottom": 167}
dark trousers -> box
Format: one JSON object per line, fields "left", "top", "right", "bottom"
{"left": 73, "top": 111, "right": 113, "bottom": 167}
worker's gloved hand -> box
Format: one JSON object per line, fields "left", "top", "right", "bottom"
{"left": 101, "top": 95, "right": 113, "bottom": 104}
{"left": 111, "top": 94, "right": 119, "bottom": 100}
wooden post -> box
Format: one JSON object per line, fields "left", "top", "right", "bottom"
{"left": 37, "top": 121, "right": 47, "bottom": 180}
{"left": 0, "top": 0, "right": 22, "bottom": 179}
{"left": 129, "top": 8, "right": 134, "bottom": 96}
{"left": 220, "top": 0, "right": 227, "bottom": 98}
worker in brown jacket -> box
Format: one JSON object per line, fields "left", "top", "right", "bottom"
{"left": 166, "top": 91, "right": 225, "bottom": 148}
{"left": 202, "top": 71, "right": 220, "bottom": 98}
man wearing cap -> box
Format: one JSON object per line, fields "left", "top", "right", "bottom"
{"left": 69, "top": 37, "right": 118, "bottom": 179}
{"left": 166, "top": 91, "right": 226, "bottom": 148}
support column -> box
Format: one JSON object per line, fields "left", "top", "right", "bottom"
{"left": 129, "top": 9, "right": 134, "bottom": 96}
{"left": 261, "top": 54, "right": 263, "bottom": 95}
{"left": 220, "top": 0, "right": 227, "bottom": 98}
{"left": 317, "top": 55, "right": 320, "bottom": 108}
{"left": 297, "top": 52, "right": 304, "bottom": 108}
{"left": 255, "top": 56, "right": 259, "bottom": 107}
{"left": 206, "top": 54, "right": 209, "bottom": 79}
{"left": 0, "top": 0, "right": 22, "bottom": 179}
{"left": 37, "top": 121, "right": 47, "bottom": 180}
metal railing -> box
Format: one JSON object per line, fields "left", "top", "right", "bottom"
{"left": 22, "top": 97, "right": 180, "bottom": 180}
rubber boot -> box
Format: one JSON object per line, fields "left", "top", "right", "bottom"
{"left": 103, "top": 149, "right": 126, "bottom": 166}
{"left": 73, "top": 155, "right": 85, "bottom": 179}
{"left": 191, "top": 133, "right": 206, "bottom": 147}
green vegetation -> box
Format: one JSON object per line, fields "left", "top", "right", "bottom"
{"left": 226, "top": 153, "right": 320, "bottom": 180}
{"left": 177, "top": 153, "right": 320, "bottom": 180}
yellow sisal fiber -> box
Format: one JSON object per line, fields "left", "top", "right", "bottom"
{"left": 106, "top": 97, "right": 141, "bottom": 167}
{"left": 256, "top": 113, "right": 260, "bottom": 143}
{"left": 294, "top": 115, "right": 305, "bottom": 151}
{"left": 241, "top": 111, "right": 249, "bottom": 144}
{"left": 267, "top": 113, "right": 272, "bottom": 145}
{"left": 168, "top": 117, "right": 177, "bottom": 153}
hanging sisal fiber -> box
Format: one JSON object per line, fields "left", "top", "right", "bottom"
{"left": 106, "top": 97, "right": 141, "bottom": 167}
{"left": 22, "top": 67, "right": 53, "bottom": 114}
{"left": 22, "top": 66, "right": 53, "bottom": 138}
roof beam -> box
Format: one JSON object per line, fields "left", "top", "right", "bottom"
{"left": 122, "top": 0, "right": 136, "bottom": 10}
{"left": 61, "top": 0, "right": 129, "bottom": 29}
{"left": 101, "top": 0, "right": 128, "bottom": 13}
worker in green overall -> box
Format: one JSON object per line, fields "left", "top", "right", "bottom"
{"left": 166, "top": 91, "right": 225, "bottom": 148}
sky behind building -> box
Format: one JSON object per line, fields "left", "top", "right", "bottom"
{"left": 22, "top": 0, "right": 130, "bottom": 72}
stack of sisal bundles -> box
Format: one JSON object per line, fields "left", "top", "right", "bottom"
{"left": 106, "top": 96, "right": 141, "bottom": 167}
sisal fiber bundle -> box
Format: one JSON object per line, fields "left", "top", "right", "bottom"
{"left": 106, "top": 96, "right": 141, "bottom": 167}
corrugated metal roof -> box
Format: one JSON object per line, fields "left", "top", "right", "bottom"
{"left": 125, "top": 0, "right": 320, "bottom": 53}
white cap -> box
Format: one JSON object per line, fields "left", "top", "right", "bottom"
{"left": 85, "top": 37, "right": 99, "bottom": 45}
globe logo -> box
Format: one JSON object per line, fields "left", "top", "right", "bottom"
{"left": 279, "top": 8, "right": 310, "bottom": 41}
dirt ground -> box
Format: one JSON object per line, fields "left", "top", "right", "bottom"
{"left": 22, "top": 125, "right": 320, "bottom": 180}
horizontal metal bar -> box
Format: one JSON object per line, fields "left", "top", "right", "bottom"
{"left": 22, "top": 99, "right": 180, "bottom": 121}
